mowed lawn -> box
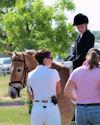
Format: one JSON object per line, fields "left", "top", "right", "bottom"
{"left": 0, "top": 105, "right": 75, "bottom": 125}
{"left": 0, "top": 75, "right": 10, "bottom": 97}
{"left": 0, "top": 75, "right": 75, "bottom": 125}
{"left": 0, "top": 75, "right": 31, "bottom": 125}
{"left": 0, "top": 106, "right": 30, "bottom": 125}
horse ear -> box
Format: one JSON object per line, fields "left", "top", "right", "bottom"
{"left": 15, "top": 52, "right": 22, "bottom": 59}
{"left": 5, "top": 50, "right": 13, "bottom": 57}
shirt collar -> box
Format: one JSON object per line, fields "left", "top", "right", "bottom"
{"left": 36, "top": 65, "right": 48, "bottom": 69}
{"left": 80, "top": 34, "right": 83, "bottom": 38}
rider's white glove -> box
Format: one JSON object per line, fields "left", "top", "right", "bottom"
{"left": 63, "top": 61, "right": 73, "bottom": 68}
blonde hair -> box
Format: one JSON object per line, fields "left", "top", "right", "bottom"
{"left": 87, "top": 51, "right": 99, "bottom": 70}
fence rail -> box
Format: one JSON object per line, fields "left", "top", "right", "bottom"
{"left": 0, "top": 69, "right": 10, "bottom": 76}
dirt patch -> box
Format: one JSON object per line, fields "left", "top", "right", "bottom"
{"left": 0, "top": 96, "right": 12, "bottom": 100}
{"left": 0, "top": 96, "right": 26, "bottom": 106}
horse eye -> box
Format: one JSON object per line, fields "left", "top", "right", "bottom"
{"left": 17, "top": 68, "right": 22, "bottom": 72}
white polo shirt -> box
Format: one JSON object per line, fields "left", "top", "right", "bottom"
{"left": 27, "top": 65, "right": 60, "bottom": 100}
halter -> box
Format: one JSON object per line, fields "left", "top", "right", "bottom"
{"left": 9, "top": 54, "right": 29, "bottom": 89}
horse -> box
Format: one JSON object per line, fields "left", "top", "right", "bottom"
{"left": 6, "top": 50, "right": 75, "bottom": 125}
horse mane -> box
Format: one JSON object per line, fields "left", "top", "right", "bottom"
{"left": 52, "top": 61, "right": 66, "bottom": 71}
{"left": 25, "top": 50, "right": 36, "bottom": 55}
{"left": 53, "top": 61, "right": 64, "bottom": 67}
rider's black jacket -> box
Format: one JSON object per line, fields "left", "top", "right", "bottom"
{"left": 68, "top": 29, "right": 95, "bottom": 69}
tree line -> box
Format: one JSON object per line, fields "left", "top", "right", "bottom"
{"left": 93, "top": 31, "right": 100, "bottom": 43}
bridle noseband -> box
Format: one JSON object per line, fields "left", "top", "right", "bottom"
{"left": 9, "top": 54, "right": 29, "bottom": 89}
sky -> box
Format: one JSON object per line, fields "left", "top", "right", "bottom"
{"left": 43, "top": 0, "right": 100, "bottom": 31}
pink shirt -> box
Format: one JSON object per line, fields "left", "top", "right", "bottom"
{"left": 69, "top": 66, "right": 100, "bottom": 104}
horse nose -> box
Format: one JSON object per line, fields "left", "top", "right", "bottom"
{"left": 10, "top": 92, "right": 17, "bottom": 98}
{"left": 8, "top": 87, "right": 18, "bottom": 98}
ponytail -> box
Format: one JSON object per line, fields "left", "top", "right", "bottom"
{"left": 87, "top": 51, "right": 99, "bottom": 70}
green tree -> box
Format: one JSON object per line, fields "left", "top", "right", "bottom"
{"left": 0, "top": 0, "right": 16, "bottom": 8}
{"left": 2, "top": 0, "right": 77, "bottom": 57}
{"left": 93, "top": 31, "right": 100, "bottom": 43}
{"left": 0, "top": 0, "right": 18, "bottom": 51}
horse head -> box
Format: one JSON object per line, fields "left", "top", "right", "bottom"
{"left": 6, "top": 50, "right": 38, "bottom": 98}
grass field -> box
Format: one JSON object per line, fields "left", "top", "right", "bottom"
{"left": 0, "top": 75, "right": 31, "bottom": 125}
{"left": 0, "top": 75, "right": 75, "bottom": 125}
{"left": 0, "top": 75, "right": 10, "bottom": 97}
{"left": 0, "top": 106, "right": 30, "bottom": 125}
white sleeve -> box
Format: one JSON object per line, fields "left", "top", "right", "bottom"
{"left": 27, "top": 74, "right": 30, "bottom": 87}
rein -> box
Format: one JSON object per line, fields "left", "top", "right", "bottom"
{"left": 57, "top": 67, "right": 65, "bottom": 71}
{"left": 9, "top": 54, "right": 29, "bottom": 88}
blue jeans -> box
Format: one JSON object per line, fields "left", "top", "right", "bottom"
{"left": 75, "top": 105, "right": 100, "bottom": 125}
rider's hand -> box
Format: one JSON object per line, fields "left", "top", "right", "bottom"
{"left": 63, "top": 61, "right": 73, "bottom": 68}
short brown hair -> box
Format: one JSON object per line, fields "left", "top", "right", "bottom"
{"left": 35, "top": 49, "right": 51, "bottom": 65}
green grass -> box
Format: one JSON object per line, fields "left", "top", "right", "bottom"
{"left": 0, "top": 75, "right": 10, "bottom": 84}
{"left": 0, "top": 105, "right": 75, "bottom": 125}
{"left": 0, "top": 75, "right": 9, "bottom": 97}
{"left": 0, "top": 106, "right": 30, "bottom": 125}
{"left": 71, "top": 122, "right": 76, "bottom": 125}
{"left": 0, "top": 75, "right": 31, "bottom": 125}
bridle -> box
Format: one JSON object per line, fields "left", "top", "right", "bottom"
{"left": 9, "top": 54, "right": 29, "bottom": 89}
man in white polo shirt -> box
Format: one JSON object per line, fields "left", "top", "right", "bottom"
{"left": 27, "top": 49, "right": 61, "bottom": 125}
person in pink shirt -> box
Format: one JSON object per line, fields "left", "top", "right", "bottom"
{"left": 64, "top": 49, "right": 100, "bottom": 125}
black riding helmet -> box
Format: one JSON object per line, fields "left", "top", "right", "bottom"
{"left": 73, "top": 13, "right": 89, "bottom": 26}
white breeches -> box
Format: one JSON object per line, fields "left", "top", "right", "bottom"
{"left": 31, "top": 102, "right": 61, "bottom": 125}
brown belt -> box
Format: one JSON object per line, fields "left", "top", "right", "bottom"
{"left": 34, "top": 100, "right": 48, "bottom": 103}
